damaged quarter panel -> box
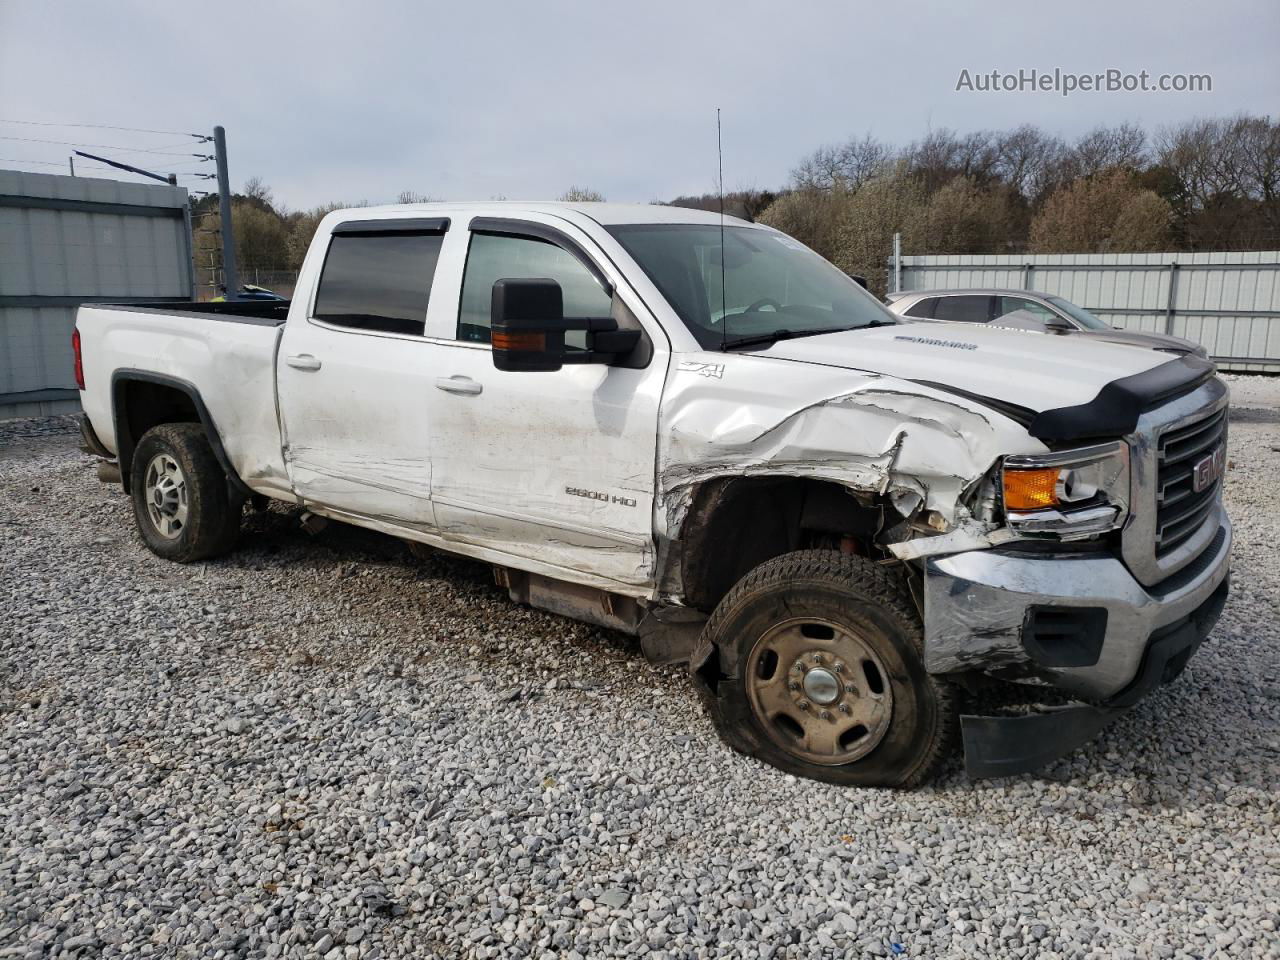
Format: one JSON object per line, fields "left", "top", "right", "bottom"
{"left": 656, "top": 350, "right": 1045, "bottom": 542}
{"left": 76, "top": 304, "right": 292, "bottom": 499}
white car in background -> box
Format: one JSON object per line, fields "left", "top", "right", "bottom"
{"left": 885, "top": 288, "right": 1208, "bottom": 358}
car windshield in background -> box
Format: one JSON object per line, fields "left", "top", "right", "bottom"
{"left": 1048, "top": 296, "right": 1111, "bottom": 331}
{"left": 608, "top": 224, "right": 895, "bottom": 350}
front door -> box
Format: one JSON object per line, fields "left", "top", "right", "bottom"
{"left": 424, "top": 218, "right": 666, "bottom": 588}
{"left": 276, "top": 219, "right": 448, "bottom": 529}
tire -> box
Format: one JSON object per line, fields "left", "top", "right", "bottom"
{"left": 691, "top": 550, "right": 956, "bottom": 787}
{"left": 130, "top": 423, "right": 241, "bottom": 563}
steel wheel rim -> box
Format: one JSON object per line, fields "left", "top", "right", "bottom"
{"left": 745, "top": 616, "right": 894, "bottom": 766}
{"left": 143, "top": 453, "right": 188, "bottom": 540}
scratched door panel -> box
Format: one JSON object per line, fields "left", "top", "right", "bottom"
{"left": 427, "top": 344, "right": 661, "bottom": 586}
{"left": 277, "top": 319, "right": 436, "bottom": 529}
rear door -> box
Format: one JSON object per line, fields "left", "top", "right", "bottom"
{"left": 421, "top": 216, "right": 666, "bottom": 589}
{"left": 276, "top": 218, "right": 448, "bottom": 529}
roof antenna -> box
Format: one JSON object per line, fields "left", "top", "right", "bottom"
{"left": 717, "top": 107, "right": 727, "bottom": 352}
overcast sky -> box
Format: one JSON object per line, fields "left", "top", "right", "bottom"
{"left": 1, "top": 0, "right": 1276, "bottom": 210}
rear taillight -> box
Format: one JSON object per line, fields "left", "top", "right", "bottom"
{"left": 72, "top": 328, "right": 85, "bottom": 390}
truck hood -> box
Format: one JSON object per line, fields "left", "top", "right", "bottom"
{"left": 1069, "top": 327, "right": 1207, "bottom": 358}
{"left": 759, "top": 322, "right": 1169, "bottom": 414}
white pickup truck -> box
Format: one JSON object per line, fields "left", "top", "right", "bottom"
{"left": 74, "top": 202, "right": 1232, "bottom": 786}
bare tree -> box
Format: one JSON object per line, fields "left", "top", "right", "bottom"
{"left": 559, "top": 186, "right": 606, "bottom": 202}
{"left": 1069, "top": 122, "right": 1148, "bottom": 177}
{"left": 791, "top": 134, "right": 891, "bottom": 192}
{"left": 396, "top": 190, "right": 436, "bottom": 204}
{"left": 994, "top": 125, "right": 1067, "bottom": 200}
{"left": 241, "top": 176, "right": 275, "bottom": 210}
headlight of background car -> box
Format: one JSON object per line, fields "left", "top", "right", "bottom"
{"left": 1000, "top": 442, "right": 1129, "bottom": 540}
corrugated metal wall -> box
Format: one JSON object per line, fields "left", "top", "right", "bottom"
{"left": 0, "top": 169, "right": 193, "bottom": 419}
{"left": 896, "top": 251, "right": 1280, "bottom": 373}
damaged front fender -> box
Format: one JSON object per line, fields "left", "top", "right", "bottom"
{"left": 657, "top": 353, "right": 1046, "bottom": 544}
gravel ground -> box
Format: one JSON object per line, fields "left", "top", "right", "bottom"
{"left": 2, "top": 382, "right": 1278, "bottom": 960}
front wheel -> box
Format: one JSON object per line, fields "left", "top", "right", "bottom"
{"left": 130, "top": 423, "right": 241, "bottom": 563}
{"left": 691, "top": 550, "right": 956, "bottom": 787}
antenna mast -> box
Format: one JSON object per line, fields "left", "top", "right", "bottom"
{"left": 717, "top": 108, "right": 727, "bottom": 351}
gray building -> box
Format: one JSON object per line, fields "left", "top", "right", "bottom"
{"left": 0, "top": 169, "right": 194, "bottom": 419}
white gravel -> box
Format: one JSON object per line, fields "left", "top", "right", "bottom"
{"left": 2, "top": 384, "right": 1279, "bottom": 960}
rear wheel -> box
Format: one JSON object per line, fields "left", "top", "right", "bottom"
{"left": 692, "top": 550, "right": 956, "bottom": 787}
{"left": 130, "top": 423, "right": 240, "bottom": 562}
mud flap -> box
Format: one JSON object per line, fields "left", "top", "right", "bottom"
{"left": 960, "top": 704, "right": 1123, "bottom": 778}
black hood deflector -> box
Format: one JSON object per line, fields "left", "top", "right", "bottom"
{"left": 1027, "top": 355, "right": 1216, "bottom": 442}
{"left": 915, "top": 355, "right": 1217, "bottom": 444}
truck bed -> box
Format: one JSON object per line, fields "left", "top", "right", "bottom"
{"left": 76, "top": 300, "right": 293, "bottom": 501}
{"left": 91, "top": 300, "right": 290, "bottom": 326}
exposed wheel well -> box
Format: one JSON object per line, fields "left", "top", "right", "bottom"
{"left": 111, "top": 374, "right": 244, "bottom": 496}
{"left": 676, "top": 476, "right": 896, "bottom": 612}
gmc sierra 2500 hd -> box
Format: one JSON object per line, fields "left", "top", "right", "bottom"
{"left": 74, "top": 202, "right": 1231, "bottom": 786}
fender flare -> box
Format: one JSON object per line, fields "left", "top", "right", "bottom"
{"left": 110, "top": 369, "right": 252, "bottom": 498}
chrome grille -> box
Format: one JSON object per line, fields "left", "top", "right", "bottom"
{"left": 1155, "top": 406, "right": 1227, "bottom": 555}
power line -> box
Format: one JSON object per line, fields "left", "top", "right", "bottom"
{"left": 0, "top": 157, "right": 65, "bottom": 166}
{"left": 0, "top": 118, "right": 203, "bottom": 138}
{"left": 0, "top": 135, "right": 207, "bottom": 156}
{"left": 0, "top": 157, "right": 118, "bottom": 172}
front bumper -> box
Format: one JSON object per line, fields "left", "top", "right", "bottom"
{"left": 922, "top": 508, "right": 1231, "bottom": 775}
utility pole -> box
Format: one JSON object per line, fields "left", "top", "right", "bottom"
{"left": 213, "top": 125, "right": 239, "bottom": 299}
{"left": 892, "top": 232, "right": 902, "bottom": 294}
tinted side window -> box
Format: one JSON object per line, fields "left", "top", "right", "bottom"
{"left": 458, "top": 233, "right": 612, "bottom": 344}
{"left": 997, "top": 296, "right": 1059, "bottom": 323}
{"left": 934, "top": 295, "right": 991, "bottom": 323}
{"left": 314, "top": 233, "right": 444, "bottom": 336}
{"left": 903, "top": 297, "right": 938, "bottom": 318}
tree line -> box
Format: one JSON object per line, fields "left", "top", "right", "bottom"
{"left": 194, "top": 114, "right": 1277, "bottom": 296}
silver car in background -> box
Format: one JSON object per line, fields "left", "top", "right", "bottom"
{"left": 884, "top": 288, "right": 1208, "bottom": 358}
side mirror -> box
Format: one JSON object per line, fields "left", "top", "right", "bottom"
{"left": 491, "top": 277, "right": 642, "bottom": 373}
{"left": 491, "top": 277, "right": 569, "bottom": 372}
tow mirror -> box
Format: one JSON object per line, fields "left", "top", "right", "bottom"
{"left": 491, "top": 277, "right": 641, "bottom": 373}
{"left": 491, "top": 277, "right": 569, "bottom": 372}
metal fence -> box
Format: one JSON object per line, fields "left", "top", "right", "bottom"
{"left": 0, "top": 169, "right": 194, "bottom": 418}
{"left": 894, "top": 251, "right": 1280, "bottom": 373}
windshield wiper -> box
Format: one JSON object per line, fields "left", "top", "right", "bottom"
{"left": 721, "top": 323, "right": 889, "bottom": 351}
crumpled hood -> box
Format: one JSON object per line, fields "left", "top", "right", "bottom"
{"left": 760, "top": 323, "right": 1168, "bottom": 413}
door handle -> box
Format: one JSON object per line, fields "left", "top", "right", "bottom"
{"left": 435, "top": 375, "right": 483, "bottom": 396}
{"left": 286, "top": 354, "right": 322, "bottom": 371}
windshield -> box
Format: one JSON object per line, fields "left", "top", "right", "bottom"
{"left": 607, "top": 224, "right": 895, "bottom": 349}
{"left": 1048, "top": 296, "right": 1111, "bottom": 331}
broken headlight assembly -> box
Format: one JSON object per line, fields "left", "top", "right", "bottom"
{"left": 1000, "top": 441, "right": 1130, "bottom": 541}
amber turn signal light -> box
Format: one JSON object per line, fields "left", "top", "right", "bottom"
{"left": 1003, "top": 467, "right": 1060, "bottom": 510}
{"left": 492, "top": 330, "right": 546, "bottom": 352}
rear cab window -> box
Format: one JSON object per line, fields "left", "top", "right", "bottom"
{"left": 314, "top": 225, "right": 446, "bottom": 336}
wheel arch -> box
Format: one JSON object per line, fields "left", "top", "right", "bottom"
{"left": 673, "top": 475, "right": 895, "bottom": 612}
{"left": 110, "top": 369, "right": 250, "bottom": 498}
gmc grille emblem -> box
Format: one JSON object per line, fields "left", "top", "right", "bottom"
{"left": 1192, "top": 445, "right": 1226, "bottom": 493}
